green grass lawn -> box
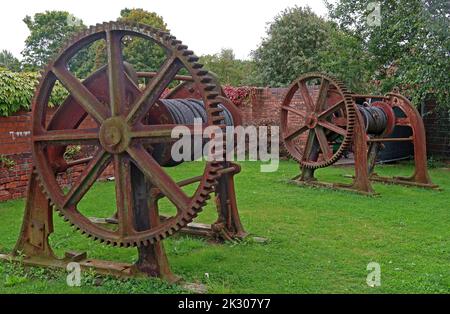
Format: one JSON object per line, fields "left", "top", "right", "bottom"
{"left": 0, "top": 160, "right": 449, "bottom": 293}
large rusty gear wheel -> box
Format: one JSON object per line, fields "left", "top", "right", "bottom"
{"left": 31, "top": 22, "right": 226, "bottom": 247}
{"left": 280, "top": 72, "right": 356, "bottom": 169}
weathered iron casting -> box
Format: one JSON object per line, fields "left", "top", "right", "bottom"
{"left": 0, "top": 22, "right": 246, "bottom": 282}
{"left": 281, "top": 72, "right": 438, "bottom": 195}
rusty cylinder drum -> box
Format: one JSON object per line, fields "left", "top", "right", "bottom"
{"left": 357, "top": 105, "right": 389, "bottom": 135}
{"left": 149, "top": 98, "right": 235, "bottom": 167}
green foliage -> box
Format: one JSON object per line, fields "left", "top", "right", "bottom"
{"left": 0, "top": 154, "right": 15, "bottom": 169}
{"left": 63, "top": 145, "right": 81, "bottom": 161}
{"left": 21, "top": 11, "right": 92, "bottom": 76}
{"left": 200, "top": 49, "right": 256, "bottom": 86}
{"left": 252, "top": 6, "right": 371, "bottom": 91}
{"left": 326, "top": 0, "right": 450, "bottom": 108}
{"left": 317, "top": 29, "right": 375, "bottom": 93}
{"left": 0, "top": 50, "right": 21, "bottom": 72}
{"left": 0, "top": 70, "right": 68, "bottom": 116}
{"left": 252, "top": 6, "right": 332, "bottom": 87}
{"left": 117, "top": 8, "right": 168, "bottom": 72}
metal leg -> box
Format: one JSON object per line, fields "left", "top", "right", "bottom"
{"left": 130, "top": 163, "right": 180, "bottom": 283}
{"left": 212, "top": 162, "right": 247, "bottom": 241}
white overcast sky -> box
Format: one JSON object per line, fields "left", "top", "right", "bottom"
{"left": 0, "top": 0, "right": 329, "bottom": 60}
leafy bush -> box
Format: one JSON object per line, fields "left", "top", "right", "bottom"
{"left": 0, "top": 70, "right": 68, "bottom": 116}
{"left": 0, "top": 154, "right": 15, "bottom": 169}
{"left": 223, "top": 86, "right": 252, "bottom": 107}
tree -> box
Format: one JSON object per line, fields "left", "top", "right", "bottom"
{"left": 200, "top": 48, "right": 255, "bottom": 86}
{"left": 326, "top": 0, "right": 450, "bottom": 107}
{"left": 21, "top": 11, "right": 87, "bottom": 71}
{"left": 317, "top": 28, "right": 374, "bottom": 92}
{"left": 252, "top": 6, "right": 334, "bottom": 87}
{"left": 117, "top": 8, "right": 169, "bottom": 72}
{"left": 0, "top": 50, "right": 21, "bottom": 72}
{"left": 251, "top": 6, "right": 371, "bottom": 90}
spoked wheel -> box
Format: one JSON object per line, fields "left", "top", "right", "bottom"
{"left": 32, "top": 22, "right": 225, "bottom": 247}
{"left": 280, "top": 72, "right": 356, "bottom": 169}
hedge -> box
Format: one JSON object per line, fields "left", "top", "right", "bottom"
{"left": 0, "top": 70, "right": 68, "bottom": 116}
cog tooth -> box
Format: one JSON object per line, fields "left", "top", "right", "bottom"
{"left": 182, "top": 49, "right": 193, "bottom": 56}
{"left": 203, "top": 84, "right": 216, "bottom": 91}
{"left": 206, "top": 92, "right": 219, "bottom": 99}
{"left": 187, "top": 56, "right": 199, "bottom": 62}
{"left": 200, "top": 77, "right": 212, "bottom": 83}
{"left": 196, "top": 69, "right": 208, "bottom": 76}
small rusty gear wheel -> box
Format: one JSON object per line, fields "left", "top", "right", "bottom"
{"left": 280, "top": 72, "right": 356, "bottom": 169}
{"left": 31, "top": 22, "right": 226, "bottom": 247}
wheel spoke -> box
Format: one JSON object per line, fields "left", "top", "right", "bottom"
{"left": 131, "top": 123, "right": 206, "bottom": 143}
{"left": 298, "top": 81, "right": 314, "bottom": 112}
{"left": 33, "top": 128, "right": 99, "bottom": 145}
{"left": 284, "top": 125, "right": 308, "bottom": 141}
{"left": 63, "top": 149, "right": 111, "bottom": 208}
{"left": 281, "top": 105, "right": 305, "bottom": 118}
{"left": 127, "top": 145, "right": 191, "bottom": 210}
{"left": 318, "top": 100, "right": 345, "bottom": 119}
{"left": 106, "top": 30, "right": 126, "bottom": 116}
{"left": 315, "top": 78, "right": 330, "bottom": 112}
{"left": 318, "top": 120, "right": 347, "bottom": 136}
{"left": 113, "top": 154, "right": 134, "bottom": 237}
{"left": 126, "top": 56, "right": 183, "bottom": 125}
{"left": 333, "top": 116, "right": 347, "bottom": 126}
{"left": 315, "top": 127, "right": 332, "bottom": 159}
{"left": 303, "top": 129, "right": 317, "bottom": 161}
{"left": 52, "top": 65, "right": 109, "bottom": 124}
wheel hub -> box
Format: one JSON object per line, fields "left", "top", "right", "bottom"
{"left": 99, "top": 117, "right": 130, "bottom": 154}
{"left": 305, "top": 113, "right": 318, "bottom": 129}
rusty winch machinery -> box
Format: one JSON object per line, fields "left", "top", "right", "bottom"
{"left": 281, "top": 72, "right": 438, "bottom": 195}
{"left": 0, "top": 22, "right": 246, "bottom": 282}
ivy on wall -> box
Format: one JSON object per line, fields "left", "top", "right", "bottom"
{"left": 0, "top": 70, "right": 68, "bottom": 116}
{"left": 223, "top": 86, "right": 252, "bottom": 107}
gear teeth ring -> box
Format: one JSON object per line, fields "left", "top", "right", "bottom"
{"left": 31, "top": 22, "right": 227, "bottom": 248}
{"left": 281, "top": 72, "right": 356, "bottom": 169}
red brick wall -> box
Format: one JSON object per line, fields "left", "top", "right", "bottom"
{"left": 422, "top": 99, "right": 450, "bottom": 157}
{"left": 0, "top": 111, "right": 32, "bottom": 155}
{"left": 239, "top": 87, "right": 313, "bottom": 125}
{"left": 0, "top": 90, "right": 448, "bottom": 201}
{"left": 0, "top": 153, "right": 31, "bottom": 201}
{"left": 0, "top": 153, "right": 94, "bottom": 202}
{"left": 0, "top": 108, "right": 111, "bottom": 202}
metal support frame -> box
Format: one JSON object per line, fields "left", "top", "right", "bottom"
{"left": 282, "top": 73, "right": 438, "bottom": 195}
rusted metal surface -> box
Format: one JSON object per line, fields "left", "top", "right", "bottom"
{"left": 138, "top": 71, "right": 195, "bottom": 82}
{"left": 281, "top": 72, "right": 356, "bottom": 170}
{"left": 281, "top": 72, "right": 438, "bottom": 195}
{"left": 3, "top": 21, "right": 246, "bottom": 281}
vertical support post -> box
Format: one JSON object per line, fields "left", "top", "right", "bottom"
{"left": 14, "top": 171, "right": 56, "bottom": 259}
{"left": 351, "top": 111, "right": 375, "bottom": 194}
{"left": 130, "top": 163, "right": 179, "bottom": 283}
{"left": 389, "top": 93, "right": 434, "bottom": 185}
{"left": 367, "top": 142, "right": 382, "bottom": 175}
{"left": 213, "top": 162, "right": 247, "bottom": 240}
{"left": 298, "top": 167, "right": 316, "bottom": 181}
{"left": 295, "top": 141, "right": 320, "bottom": 182}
